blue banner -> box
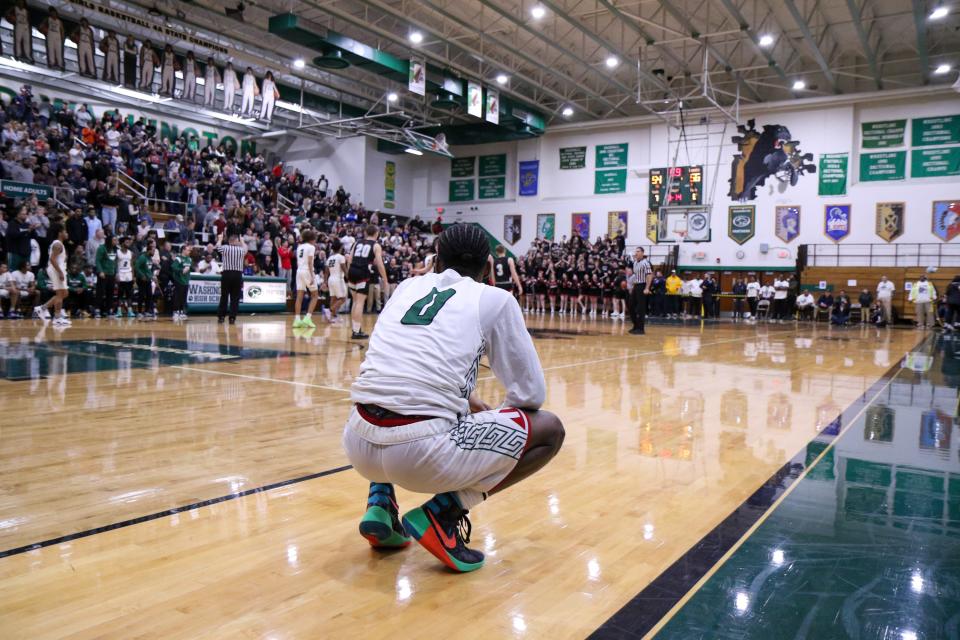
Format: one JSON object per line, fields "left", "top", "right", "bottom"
{"left": 518, "top": 160, "right": 539, "bottom": 196}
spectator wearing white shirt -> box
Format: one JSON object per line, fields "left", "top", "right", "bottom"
{"left": 876, "top": 276, "right": 895, "bottom": 324}
{"left": 908, "top": 274, "right": 936, "bottom": 329}
{"left": 745, "top": 276, "right": 760, "bottom": 318}
{"left": 773, "top": 276, "right": 790, "bottom": 322}
{"left": 84, "top": 208, "right": 102, "bottom": 241}
{"left": 796, "top": 291, "right": 815, "bottom": 321}
{"left": 687, "top": 275, "right": 703, "bottom": 318}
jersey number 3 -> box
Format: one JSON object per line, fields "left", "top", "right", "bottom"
{"left": 401, "top": 287, "right": 456, "bottom": 326}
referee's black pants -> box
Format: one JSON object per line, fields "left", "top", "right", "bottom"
{"left": 629, "top": 287, "right": 647, "bottom": 332}
{"left": 219, "top": 271, "right": 243, "bottom": 321}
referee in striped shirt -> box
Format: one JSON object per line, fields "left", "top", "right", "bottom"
{"left": 217, "top": 234, "right": 246, "bottom": 324}
{"left": 628, "top": 247, "right": 653, "bottom": 335}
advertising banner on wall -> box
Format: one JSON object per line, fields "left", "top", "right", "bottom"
{"left": 504, "top": 215, "right": 521, "bottom": 245}
{"left": 818, "top": 153, "right": 848, "bottom": 196}
{"left": 861, "top": 120, "right": 906, "bottom": 148}
{"left": 875, "top": 202, "right": 905, "bottom": 242}
{"left": 536, "top": 214, "right": 555, "bottom": 241}
{"left": 912, "top": 115, "right": 960, "bottom": 146}
{"left": 911, "top": 147, "right": 960, "bottom": 178}
{"left": 775, "top": 205, "right": 801, "bottom": 243}
{"left": 824, "top": 204, "right": 851, "bottom": 242}
{"left": 408, "top": 58, "right": 426, "bottom": 96}
{"left": 485, "top": 88, "right": 499, "bottom": 124}
{"left": 186, "top": 275, "right": 286, "bottom": 313}
{"left": 467, "top": 81, "right": 483, "bottom": 118}
{"left": 860, "top": 151, "right": 906, "bottom": 181}
{"left": 607, "top": 211, "right": 627, "bottom": 239}
{"left": 932, "top": 200, "right": 960, "bottom": 242}
{"left": 518, "top": 160, "right": 539, "bottom": 196}
{"left": 383, "top": 161, "right": 395, "bottom": 210}
{"left": 594, "top": 169, "right": 626, "bottom": 194}
{"left": 571, "top": 213, "right": 590, "bottom": 239}
{"left": 728, "top": 205, "right": 755, "bottom": 245}
{"left": 559, "top": 146, "right": 587, "bottom": 170}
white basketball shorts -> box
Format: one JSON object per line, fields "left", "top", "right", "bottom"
{"left": 296, "top": 270, "right": 318, "bottom": 292}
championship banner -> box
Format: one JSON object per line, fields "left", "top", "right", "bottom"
{"left": 503, "top": 215, "right": 521, "bottom": 245}
{"left": 571, "top": 213, "right": 590, "bottom": 239}
{"left": 931, "top": 200, "right": 960, "bottom": 242}
{"left": 383, "top": 161, "right": 396, "bottom": 210}
{"left": 407, "top": 58, "right": 426, "bottom": 96}
{"left": 818, "top": 153, "right": 848, "bottom": 196}
{"left": 911, "top": 147, "right": 960, "bottom": 178}
{"left": 595, "top": 143, "right": 628, "bottom": 168}
{"left": 518, "top": 160, "right": 539, "bottom": 196}
{"left": 860, "top": 151, "right": 906, "bottom": 182}
{"left": 912, "top": 115, "right": 960, "bottom": 147}
{"left": 536, "top": 213, "right": 555, "bottom": 241}
{"left": 467, "top": 81, "right": 482, "bottom": 118}
{"left": 559, "top": 146, "right": 586, "bottom": 170}
{"left": 775, "top": 205, "right": 800, "bottom": 243}
{"left": 186, "top": 275, "right": 286, "bottom": 313}
{"left": 824, "top": 204, "right": 851, "bottom": 242}
{"left": 607, "top": 211, "right": 627, "bottom": 239}
{"left": 875, "top": 202, "right": 904, "bottom": 242}
{"left": 485, "top": 88, "right": 499, "bottom": 124}
{"left": 728, "top": 205, "right": 755, "bottom": 245}
{"left": 861, "top": 120, "right": 906, "bottom": 148}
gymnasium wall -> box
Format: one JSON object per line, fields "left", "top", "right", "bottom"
{"left": 404, "top": 89, "right": 959, "bottom": 266}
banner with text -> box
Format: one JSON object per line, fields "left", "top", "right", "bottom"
{"left": 479, "top": 154, "right": 507, "bottom": 177}
{"left": 186, "top": 276, "right": 286, "bottom": 313}
{"left": 595, "top": 143, "right": 628, "bottom": 168}
{"left": 485, "top": 88, "right": 499, "bottom": 124}
{"left": 451, "top": 156, "right": 476, "bottom": 177}
{"left": 518, "top": 160, "right": 539, "bottom": 196}
{"left": 911, "top": 147, "right": 960, "bottom": 178}
{"left": 607, "top": 211, "right": 628, "bottom": 239}
{"left": 478, "top": 176, "right": 506, "bottom": 199}
{"left": 818, "top": 153, "right": 848, "bottom": 196}
{"left": 559, "top": 146, "right": 586, "bottom": 170}
{"left": 861, "top": 120, "right": 906, "bottom": 148}
{"left": 594, "top": 169, "right": 627, "bottom": 194}
{"left": 408, "top": 58, "right": 426, "bottom": 96}
{"left": 860, "top": 151, "right": 906, "bottom": 182}
{"left": 0, "top": 179, "right": 55, "bottom": 201}
{"left": 571, "top": 213, "right": 591, "bottom": 239}
{"left": 384, "top": 161, "right": 396, "bottom": 209}
{"left": 912, "top": 115, "right": 960, "bottom": 147}
{"left": 467, "top": 81, "right": 483, "bottom": 118}
{"left": 449, "top": 179, "right": 475, "bottom": 202}
{"left": 536, "top": 214, "right": 555, "bottom": 241}
{"left": 728, "top": 205, "right": 755, "bottom": 245}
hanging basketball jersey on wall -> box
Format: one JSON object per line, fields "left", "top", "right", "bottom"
{"left": 728, "top": 119, "right": 816, "bottom": 201}
{"left": 775, "top": 206, "right": 801, "bottom": 243}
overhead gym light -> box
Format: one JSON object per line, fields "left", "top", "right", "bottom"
{"left": 605, "top": 56, "right": 619, "bottom": 69}
{"left": 387, "top": 92, "right": 399, "bottom": 102}
{"left": 758, "top": 34, "right": 774, "bottom": 47}
{"left": 561, "top": 106, "right": 574, "bottom": 117}
{"left": 531, "top": 5, "right": 546, "bottom": 19}
{"left": 496, "top": 74, "right": 508, "bottom": 85}
{"left": 293, "top": 58, "right": 305, "bottom": 69}
{"left": 404, "top": 147, "right": 423, "bottom": 156}
{"left": 792, "top": 80, "right": 806, "bottom": 90}
{"left": 409, "top": 31, "right": 423, "bottom": 44}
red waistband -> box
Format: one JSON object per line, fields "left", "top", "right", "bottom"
{"left": 355, "top": 404, "right": 436, "bottom": 427}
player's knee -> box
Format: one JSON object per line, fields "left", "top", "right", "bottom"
{"left": 534, "top": 410, "right": 565, "bottom": 455}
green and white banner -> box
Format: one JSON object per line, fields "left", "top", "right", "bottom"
{"left": 559, "top": 146, "right": 587, "bottom": 170}
{"left": 728, "top": 205, "right": 755, "bottom": 245}
{"left": 467, "top": 81, "right": 483, "bottom": 118}
{"left": 860, "top": 151, "right": 906, "bottom": 182}
{"left": 186, "top": 275, "right": 286, "bottom": 313}
{"left": 408, "top": 58, "right": 426, "bottom": 96}
{"left": 384, "top": 161, "right": 396, "bottom": 210}
{"left": 911, "top": 147, "right": 960, "bottom": 178}
{"left": 818, "top": 153, "right": 848, "bottom": 196}
{"left": 449, "top": 179, "right": 475, "bottom": 202}
{"left": 0, "top": 180, "right": 55, "bottom": 201}
{"left": 594, "top": 169, "right": 626, "bottom": 194}
{"left": 478, "top": 176, "right": 506, "bottom": 199}
{"left": 595, "top": 143, "right": 628, "bottom": 168}
{"left": 912, "top": 115, "right": 960, "bottom": 147}
{"left": 861, "top": 120, "right": 906, "bottom": 148}
{"left": 479, "top": 154, "right": 507, "bottom": 177}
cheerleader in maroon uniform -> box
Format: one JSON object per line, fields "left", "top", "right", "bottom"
{"left": 584, "top": 273, "right": 600, "bottom": 317}
{"left": 559, "top": 274, "right": 572, "bottom": 315}
{"left": 547, "top": 271, "right": 559, "bottom": 315}
{"left": 571, "top": 274, "right": 586, "bottom": 316}
{"left": 535, "top": 269, "right": 547, "bottom": 314}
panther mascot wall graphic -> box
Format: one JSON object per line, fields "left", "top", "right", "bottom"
{"left": 728, "top": 119, "right": 816, "bottom": 201}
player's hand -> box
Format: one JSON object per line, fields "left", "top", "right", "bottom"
{"left": 644, "top": 288, "right": 651, "bottom": 295}
{"left": 469, "top": 392, "right": 491, "bottom": 413}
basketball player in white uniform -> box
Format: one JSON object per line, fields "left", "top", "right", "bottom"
{"left": 9, "top": 0, "right": 32, "bottom": 63}
{"left": 115, "top": 237, "right": 135, "bottom": 318}
{"left": 100, "top": 29, "right": 121, "bottom": 83}
{"left": 40, "top": 8, "right": 64, "bottom": 70}
{"left": 292, "top": 229, "right": 319, "bottom": 329}
{"left": 343, "top": 224, "right": 564, "bottom": 572}
{"left": 325, "top": 238, "right": 347, "bottom": 322}
{"left": 203, "top": 57, "right": 220, "bottom": 107}
{"left": 75, "top": 18, "right": 96, "bottom": 78}
{"left": 222, "top": 62, "right": 239, "bottom": 112}
{"left": 36, "top": 223, "right": 70, "bottom": 325}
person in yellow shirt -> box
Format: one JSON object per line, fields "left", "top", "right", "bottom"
{"left": 665, "top": 270, "right": 683, "bottom": 319}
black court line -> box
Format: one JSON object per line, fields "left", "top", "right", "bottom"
{"left": 588, "top": 335, "right": 926, "bottom": 640}
{"left": 0, "top": 464, "right": 353, "bottom": 559}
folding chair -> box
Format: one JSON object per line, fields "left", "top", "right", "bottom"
{"left": 755, "top": 299, "right": 771, "bottom": 321}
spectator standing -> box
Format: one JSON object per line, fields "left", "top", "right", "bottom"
{"left": 665, "top": 270, "right": 682, "bottom": 319}
{"left": 95, "top": 234, "right": 117, "bottom": 318}
{"left": 876, "top": 276, "right": 895, "bottom": 324}
{"left": 857, "top": 289, "right": 873, "bottom": 323}
{"left": 5, "top": 207, "right": 31, "bottom": 269}
{"left": 135, "top": 239, "right": 157, "bottom": 319}
{"left": 909, "top": 274, "right": 936, "bottom": 330}
{"left": 745, "top": 275, "right": 760, "bottom": 318}
{"left": 732, "top": 278, "right": 747, "bottom": 320}
{"left": 773, "top": 275, "right": 790, "bottom": 322}
{"left": 650, "top": 271, "right": 666, "bottom": 317}
{"left": 171, "top": 244, "right": 192, "bottom": 320}
{"left": 945, "top": 275, "right": 960, "bottom": 331}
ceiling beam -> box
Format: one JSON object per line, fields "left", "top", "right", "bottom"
{"left": 844, "top": 0, "right": 882, "bottom": 90}
{"left": 911, "top": 0, "right": 930, "bottom": 85}
{"left": 713, "top": 0, "right": 790, "bottom": 86}
{"left": 781, "top": 0, "right": 840, "bottom": 93}
{"left": 415, "top": 0, "right": 630, "bottom": 117}
{"left": 655, "top": 0, "right": 763, "bottom": 102}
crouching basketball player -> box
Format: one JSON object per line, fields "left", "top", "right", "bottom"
{"left": 342, "top": 224, "right": 564, "bottom": 573}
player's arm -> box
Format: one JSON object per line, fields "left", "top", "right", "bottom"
{"left": 486, "top": 255, "right": 495, "bottom": 285}
{"left": 374, "top": 244, "right": 388, "bottom": 283}
{"left": 481, "top": 289, "right": 546, "bottom": 410}
{"left": 468, "top": 391, "right": 491, "bottom": 413}
{"left": 50, "top": 243, "right": 64, "bottom": 279}
{"left": 508, "top": 258, "right": 523, "bottom": 295}
{"left": 345, "top": 248, "right": 352, "bottom": 271}
{"left": 643, "top": 269, "right": 653, "bottom": 295}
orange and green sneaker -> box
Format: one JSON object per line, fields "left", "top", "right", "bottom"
{"left": 402, "top": 492, "right": 484, "bottom": 573}
{"left": 359, "top": 483, "right": 412, "bottom": 549}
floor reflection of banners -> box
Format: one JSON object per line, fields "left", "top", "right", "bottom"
{"left": 863, "top": 405, "right": 894, "bottom": 442}
{"left": 816, "top": 400, "right": 841, "bottom": 435}
{"left": 919, "top": 409, "right": 952, "bottom": 451}
{"left": 766, "top": 393, "right": 792, "bottom": 430}
{"left": 721, "top": 389, "right": 748, "bottom": 428}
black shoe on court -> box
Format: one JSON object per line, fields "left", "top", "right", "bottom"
{"left": 352, "top": 330, "right": 369, "bottom": 340}
{"left": 629, "top": 327, "right": 645, "bottom": 335}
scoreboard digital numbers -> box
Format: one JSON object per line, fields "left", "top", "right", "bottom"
{"left": 648, "top": 165, "right": 703, "bottom": 209}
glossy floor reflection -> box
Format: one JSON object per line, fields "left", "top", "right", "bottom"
{"left": 0, "top": 316, "right": 928, "bottom": 639}
{"left": 637, "top": 334, "right": 960, "bottom": 640}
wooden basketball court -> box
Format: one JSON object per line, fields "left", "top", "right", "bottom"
{"left": 0, "top": 318, "right": 935, "bottom": 638}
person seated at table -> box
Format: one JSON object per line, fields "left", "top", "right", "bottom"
{"left": 816, "top": 291, "right": 834, "bottom": 319}
{"left": 869, "top": 301, "right": 886, "bottom": 328}
{"left": 796, "top": 290, "right": 815, "bottom": 320}
{"left": 831, "top": 290, "right": 851, "bottom": 326}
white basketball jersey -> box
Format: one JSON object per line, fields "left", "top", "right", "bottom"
{"left": 351, "top": 269, "right": 545, "bottom": 427}
{"left": 326, "top": 253, "right": 345, "bottom": 280}
{"left": 296, "top": 243, "right": 315, "bottom": 274}
{"left": 117, "top": 249, "right": 134, "bottom": 282}
{"left": 51, "top": 240, "right": 66, "bottom": 273}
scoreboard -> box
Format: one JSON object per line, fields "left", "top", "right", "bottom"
{"left": 648, "top": 165, "right": 703, "bottom": 209}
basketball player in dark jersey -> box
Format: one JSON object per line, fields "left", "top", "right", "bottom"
{"left": 490, "top": 245, "right": 523, "bottom": 297}
{"left": 346, "top": 224, "right": 388, "bottom": 340}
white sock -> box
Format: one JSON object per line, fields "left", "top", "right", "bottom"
{"left": 352, "top": 322, "right": 361, "bottom": 332}
{"left": 455, "top": 489, "right": 486, "bottom": 510}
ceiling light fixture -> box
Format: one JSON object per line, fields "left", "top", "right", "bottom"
{"left": 562, "top": 106, "right": 574, "bottom": 117}
{"left": 387, "top": 92, "right": 399, "bottom": 102}
{"left": 929, "top": 6, "right": 949, "bottom": 19}
{"left": 792, "top": 80, "right": 806, "bottom": 90}
{"left": 758, "top": 34, "right": 774, "bottom": 47}
{"left": 605, "top": 56, "right": 619, "bottom": 69}
{"left": 935, "top": 63, "right": 952, "bottom": 74}
{"left": 496, "top": 73, "right": 508, "bottom": 84}
{"left": 409, "top": 31, "right": 423, "bottom": 44}
{"left": 531, "top": 5, "right": 546, "bottom": 19}
{"left": 404, "top": 147, "right": 423, "bottom": 156}
{"left": 293, "top": 58, "right": 305, "bottom": 69}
